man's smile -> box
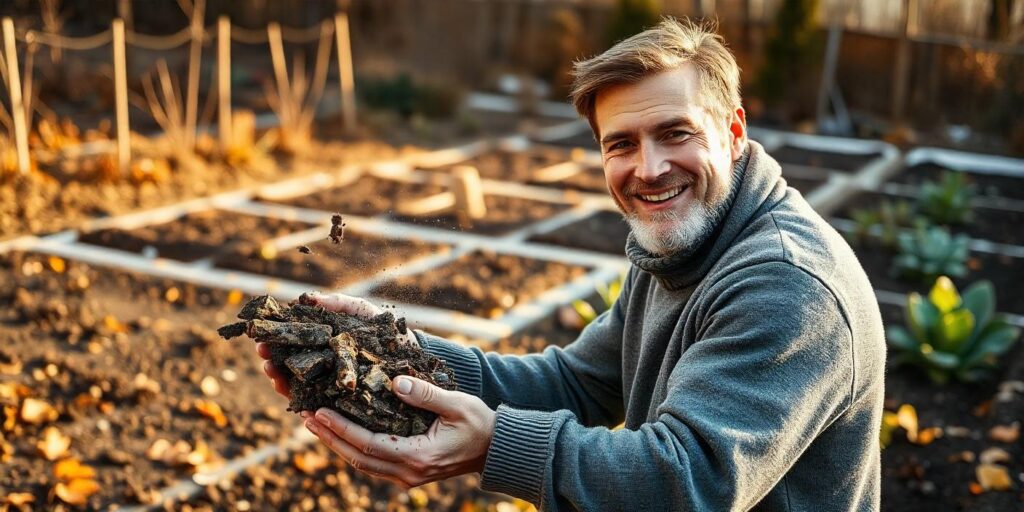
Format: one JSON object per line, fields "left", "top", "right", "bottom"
{"left": 636, "top": 185, "right": 687, "bottom": 203}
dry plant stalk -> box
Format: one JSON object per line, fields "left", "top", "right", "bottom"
{"left": 264, "top": 20, "right": 333, "bottom": 154}
{"left": 0, "top": 40, "right": 39, "bottom": 176}
{"left": 141, "top": 60, "right": 191, "bottom": 157}
{"left": 40, "top": 0, "right": 65, "bottom": 64}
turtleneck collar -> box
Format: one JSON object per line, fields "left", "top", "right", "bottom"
{"left": 625, "top": 140, "right": 785, "bottom": 291}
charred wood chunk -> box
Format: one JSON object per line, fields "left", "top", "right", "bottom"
{"left": 246, "top": 319, "right": 333, "bottom": 347}
{"left": 237, "top": 295, "right": 283, "bottom": 320}
{"left": 285, "top": 349, "right": 334, "bottom": 382}
{"left": 331, "top": 333, "right": 359, "bottom": 391}
{"left": 395, "top": 317, "right": 407, "bottom": 335}
{"left": 217, "top": 321, "right": 248, "bottom": 340}
{"left": 362, "top": 365, "right": 392, "bottom": 392}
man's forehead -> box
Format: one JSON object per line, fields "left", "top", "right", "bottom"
{"left": 593, "top": 65, "right": 706, "bottom": 137}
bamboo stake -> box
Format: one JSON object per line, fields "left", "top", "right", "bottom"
{"left": 2, "top": 18, "right": 29, "bottom": 174}
{"left": 184, "top": 0, "right": 205, "bottom": 151}
{"left": 112, "top": 19, "right": 130, "bottom": 177}
{"left": 217, "top": 16, "right": 232, "bottom": 148}
{"left": 451, "top": 166, "right": 487, "bottom": 229}
{"left": 333, "top": 13, "right": 357, "bottom": 134}
{"left": 267, "top": 23, "right": 292, "bottom": 129}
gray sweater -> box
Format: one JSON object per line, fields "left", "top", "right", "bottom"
{"left": 419, "top": 141, "right": 886, "bottom": 511}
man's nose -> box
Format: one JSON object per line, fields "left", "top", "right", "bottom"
{"left": 634, "top": 142, "right": 671, "bottom": 182}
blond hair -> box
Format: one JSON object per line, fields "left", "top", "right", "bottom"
{"left": 570, "top": 17, "right": 741, "bottom": 136}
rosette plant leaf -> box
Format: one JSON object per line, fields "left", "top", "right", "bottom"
{"left": 887, "top": 277, "right": 1021, "bottom": 384}
{"left": 916, "top": 171, "right": 976, "bottom": 226}
{"left": 892, "top": 224, "right": 969, "bottom": 283}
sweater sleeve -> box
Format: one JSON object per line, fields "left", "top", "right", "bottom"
{"left": 479, "top": 262, "right": 856, "bottom": 511}
{"left": 415, "top": 270, "right": 632, "bottom": 428}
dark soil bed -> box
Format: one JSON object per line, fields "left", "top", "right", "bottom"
{"left": 531, "top": 163, "right": 608, "bottom": 194}
{"left": 888, "top": 163, "right": 1024, "bottom": 202}
{"left": 78, "top": 210, "right": 315, "bottom": 262}
{"left": 529, "top": 210, "right": 631, "bottom": 255}
{"left": 214, "top": 234, "right": 448, "bottom": 289}
{"left": 783, "top": 175, "right": 828, "bottom": 195}
{"left": 834, "top": 191, "right": 1024, "bottom": 247}
{"left": 880, "top": 301, "right": 1024, "bottom": 512}
{"left": 422, "top": 148, "right": 570, "bottom": 182}
{"left": 772, "top": 145, "right": 881, "bottom": 173}
{"left": 263, "top": 175, "right": 447, "bottom": 218}
{"left": 0, "top": 251, "right": 296, "bottom": 508}
{"left": 371, "top": 250, "right": 589, "bottom": 318}
{"left": 850, "top": 238, "right": 1024, "bottom": 315}
{"left": 391, "top": 194, "right": 572, "bottom": 236}
{"left": 532, "top": 131, "right": 600, "bottom": 151}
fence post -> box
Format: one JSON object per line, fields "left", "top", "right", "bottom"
{"left": 112, "top": 18, "right": 130, "bottom": 177}
{"left": 891, "top": 0, "right": 915, "bottom": 124}
{"left": 2, "top": 18, "right": 30, "bottom": 175}
{"left": 218, "top": 16, "right": 232, "bottom": 148}
{"left": 334, "top": 13, "right": 357, "bottom": 134}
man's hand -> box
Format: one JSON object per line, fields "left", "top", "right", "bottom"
{"left": 304, "top": 375, "right": 496, "bottom": 488}
{"left": 256, "top": 291, "right": 418, "bottom": 398}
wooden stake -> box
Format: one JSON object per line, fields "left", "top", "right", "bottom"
{"left": 334, "top": 13, "right": 357, "bottom": 134}
{"left": 217, "top": 16, "right": 232, "bottom": 148}
{"left": 184, "top": 0, "right": 205, "bottom": 151}
{"left": 2, "top": 18, "right": 30, "bottom": 174}
{"left": 450, "top": 166, "right": 487, "bottom": 228}
{"left": 266, "top": 23, "right": 292, "bottom": 127}
{"left": 112, "top": 19, "right": 130, "bottom": 177}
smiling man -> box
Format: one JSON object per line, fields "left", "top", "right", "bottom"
{"left": 260, "top": 17, "right": 885, "bottom": 511}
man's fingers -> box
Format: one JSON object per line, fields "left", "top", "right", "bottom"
{"left": 262, "top": 361, "right": 290, "bottom": 397}
{"left": 255, "top": 342, "right": 272, "bottom": 360}
{"left": 305, "top": 292, "right": 381, "bottom": 318}
{"left": 392, "top": 376, "right": 462, "bottom": 417}
{"left": 305, "top": 419, "right": 415, "bottom": 485}
{"left": 314, "top": 408, "right": 421, "bottom": 464}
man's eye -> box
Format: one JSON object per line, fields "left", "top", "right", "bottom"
{"left": 608, "top": 141, "right": 632, "bottom": 151}
{"left": 667, "top": 130, "right": 691, "bottom": 139}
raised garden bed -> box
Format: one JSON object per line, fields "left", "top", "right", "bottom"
{"left": 391, "top": 194, "right": 573, "bottom": 236}
{"left": 263, "top": 175, "right": 447, "bottom": 218}
{"left": 888, "top": 163, "right": 1024, "bottom": 202}
{"left": 833, "top": 191, "right": 1024, "bottom": 246}
{"left": 422, "top": 148, "right": 571, "bottom": 182}
{"left": 0, "top": 251, "right": 295, "bottom": 508}
{"left": 213, "top": 234, "right": 448, "bottom": 289}
{"left": 371, "top": 250, "right": 588, "bottom": 319}
{"left": 78, "top": 210, "right": 315, "bottom": 262}
{"left": 783, "top": 175, "right": 829, "bottom": 195}
{"left": 529, "top": 210, "right": 630, "bottom": 256}
{"left": 772, "top": 145, "right": 880, "bottom": 173}
{"left": 879, "top": 305, "right": 1024, "bottom": 512}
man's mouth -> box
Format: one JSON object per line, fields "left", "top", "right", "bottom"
{"left": 637, "top": 186, "right": 686, "bottom": 203}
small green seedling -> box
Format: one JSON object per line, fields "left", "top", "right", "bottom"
{"left": 572, "top": 275, "right": 624, "bottom": 328}
{"left": 892, "top": 224, "right": 969, "bottom": 283}
{"left": 916, "top": 171, "right": 976, "bottom": 226}
{"left": 887, "top": 276, "right": 1020, "bottom": 384}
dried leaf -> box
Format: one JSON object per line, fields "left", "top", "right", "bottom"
{"left": 20, "top": 398, "right": 59, "bottom": 424}
{"left": 293, "top": 451, "right": 329, "bottom": 475}
{"left": 54, "top": 478, "right": 100, "bottom": 505}
{"left": 912, "top": 427, "right": 942, "bottom": 446}
{"left": 48, "top": 256, "right": 65, "bottom": 273}
{"left": 103, "top": 315, "right": 128, "bottom": 334}
{"left": 54, "top": 458, "right": 96, "bottom": 481}
{"left": 36, "top": 426, "right": 71, "bottom": 460}
{"left": 979, "top": 447, "right": 1011, "bottom": 465}
{"left": 2, "top": 405, "right": 16, "bottom": 432}
{"left": 896, "top": 404, "right": 918, "bottom": 441}
{"left": 3, "top": 492, "right": 35, "bottom": 505}
{"left": 194, "top": 399, "right": 227, "bottom": 428}
{"left": 948, "top": 451, "right": 975, "bottom": 463}
{"left": 969, "top": 481, "right": 983, "bottom": 495}
{"left": 988, "top": 422, "right": 1020, "bottom": 443}
{"left": 976, "top": 464, "right": 1013, "bottom": 491}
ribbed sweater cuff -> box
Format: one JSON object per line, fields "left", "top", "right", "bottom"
{"left": 480, "top": 405, "right": 556, "bottom": 505}
{"left": 414, "top": 330, "right": 482, "bottom": 397}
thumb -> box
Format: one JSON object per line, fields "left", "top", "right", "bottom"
{"left": 392, "top": 376, "right": 462, "bottom": 417}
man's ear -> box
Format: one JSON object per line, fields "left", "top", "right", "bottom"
{"left": 728, "top": 107, "right": 747, "bottom": 160}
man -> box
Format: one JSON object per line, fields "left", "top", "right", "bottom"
{"left": 260, "top": 18, "right": 885, "bottom": 511}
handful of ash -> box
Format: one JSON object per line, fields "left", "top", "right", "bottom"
{"left": 218, "top": 294, "right": 457, "bottom": 436}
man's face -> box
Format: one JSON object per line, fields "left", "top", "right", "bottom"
{"left": 594, "top": 65, "right": 746, "bottom": 255}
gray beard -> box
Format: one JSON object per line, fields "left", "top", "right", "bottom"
{"left": 624, "top": 196, "right": 728, "bottom": 256}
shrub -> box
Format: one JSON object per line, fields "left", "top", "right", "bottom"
{"left": 916, "top": 171, "right": 976, "bottom": 226}
{"left": 892, "top": 224, "right": 969, "bottom": 283}
{"left": 887, "top": 277, "right": 1020, "bottom": 384}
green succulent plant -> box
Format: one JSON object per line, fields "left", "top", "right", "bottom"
{"left": 916, "top": 171, "right": 976, "bottom": 226}
{"left": 572, "top": 275, "right": 624, "bottom": 328}
{"left": 848, "top": 199, "right": 917, "bottom": 249}
{"left": 887, "top": 277, "right": 1020, "bottom": 384}
{"left": 892, "top": 224, "right": 969, "bottom": 283}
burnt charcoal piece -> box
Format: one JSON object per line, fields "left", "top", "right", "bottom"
{"left": 329, "top": 214, "right": 346, "bottom": 244}
{"left": 220, "top": 295, "right": 457, "bottom": 436}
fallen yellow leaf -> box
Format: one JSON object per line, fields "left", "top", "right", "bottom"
{"left": 20, "top": 398, "right": 59, "bottom": 424}
{"left": 976, "top": 464, "right": 1013, "bottom": 491}
{"left": 194, "top": 399, "right": 227, "bottom": 428}
{"left": 293, "top": 451, "right": 329, "bottom": 475}
{"left": 3, "top": 492, "right": 35, "bottom": 505}
{"left": 54, "top": 478, "right": 100, "bottom": 506}
{"left": 48, "top": 256, "right": 65, "bottom": 273}
{"left": 36, "top": 426, "right": 71, "bottom": 460}
{"left": 0, "top": 382, "right": 30, "bottom": 399}
{"left": 54, "top": 458, "right": 97, "bottom": 481}
{"left": 103, "top": 315, "right": 128, "bottom": 334}
{"left": 988, "top": 422, "right": 1020, "bottom": 443}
